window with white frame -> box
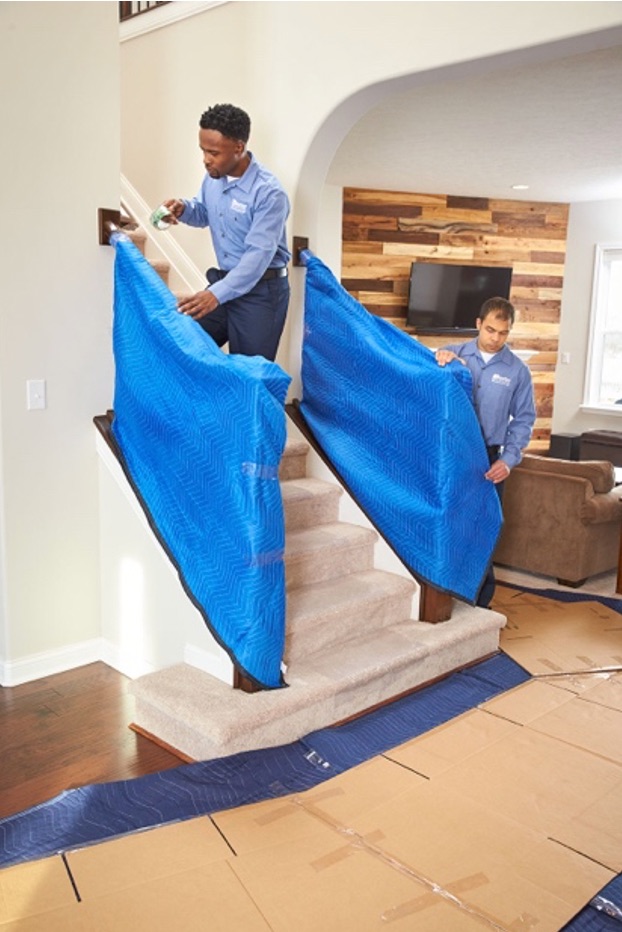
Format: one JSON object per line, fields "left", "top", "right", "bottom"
{"left": 584, "top": 244, "right": 622, "bottom": 411}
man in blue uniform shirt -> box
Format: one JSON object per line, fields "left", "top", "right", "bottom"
{"left": 436, "top": 296, "right": 536, "bottom": 606}
{"left": 162, "top": 103, "right": 290, "bottom": 361}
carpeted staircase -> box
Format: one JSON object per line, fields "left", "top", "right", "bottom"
{"left": 129, "top": 434, "right": 506, "bottom": 762}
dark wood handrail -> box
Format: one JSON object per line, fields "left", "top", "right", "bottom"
{"left": 119, "top": 2, "right": 170, "bottom": 23}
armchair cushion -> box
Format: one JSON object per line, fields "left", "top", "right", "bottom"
{"left": 518, "top": 454, "right": 614, "bottom": 494}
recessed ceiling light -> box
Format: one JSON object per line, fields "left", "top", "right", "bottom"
{"left": 511, "top": 184, "right": 529, "bottom": 190}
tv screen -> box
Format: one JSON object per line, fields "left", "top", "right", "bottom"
{"left": 406, "top": 262, "right": 513, "bottom": 333}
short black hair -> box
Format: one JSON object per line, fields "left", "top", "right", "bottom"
{"left": 480, "top": 296, "right": 515, "bottom": 326}
{"left": 199, "top": 104, "right": 250, "bottom": 142}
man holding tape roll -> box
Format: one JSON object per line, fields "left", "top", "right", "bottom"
{"left": 161, "top": 103, "right": 290, "bottom": 361}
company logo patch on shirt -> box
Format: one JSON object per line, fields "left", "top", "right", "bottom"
{"left": 491, "top": 373, "right": 511, "bottom": 387}
{"left": 231, "top": 199, "right": 248, "bottom": 214}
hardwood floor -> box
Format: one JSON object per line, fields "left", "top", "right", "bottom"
{"left": 0, "top": 662, "right": 183, "bottom": 822}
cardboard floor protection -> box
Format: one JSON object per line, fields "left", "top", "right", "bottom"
{"left": 2, "top": 588, "right": 621, "bottom": 930}
{"left": 494, "top": 584, "right": 622, "bottom": 675}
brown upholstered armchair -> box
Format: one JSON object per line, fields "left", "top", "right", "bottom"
{"left": 494, "top": 454, "right": 622, "bottom": 587}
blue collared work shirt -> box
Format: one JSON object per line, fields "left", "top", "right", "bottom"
{"left": 444, "top": 339, "right": 536, "bottom": 469}
{"left": 179, "top": 153, "right": 291, "bottom": 306}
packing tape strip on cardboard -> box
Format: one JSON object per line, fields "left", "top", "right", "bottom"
{"left": 312, "top": 823, "right": 541, "bottom": 930}
{"left": 252, "top": 788, "right": 346, "bottom": 827}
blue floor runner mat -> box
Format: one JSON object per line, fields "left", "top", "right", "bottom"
{"left": 564, "top": 875, "right": 622, "bottom": 931}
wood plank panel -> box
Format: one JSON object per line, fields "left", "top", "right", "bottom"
{"left": 489, "top": 198, "right": 569, "bottom": 217}
{"left": 342, "top": 241, "right": 384, "bottom": 255}
{"left": 340, "top": 186, "right": 570, "bottom": 451}
{"left": 383, "top": 243, "right": 476, "bottom": 260}
{"left": 512, "top": 262, "right": 566, "bottom": 275}
{"left": 399, "top": 219, "right": 497, "bottom": 236}
{"left": 419, "top": 206, "right": 495, "bottom": 224}
{"left": 353, "top": 292, "right": 404, "bottom": 306}
{"left": 369, "top": 230, "right": 441, "bottom": 245}
{"left": 530, "top": 251, "right": 566, "bottom": 264}
{"left": 342, "top": 278, "right": 394, "bottom": 292}
{"left": 342, "top": 203, "right": 423, "bottom": 218}
{"left": 345, "top": 190, "right": 446, "bottom": 208}
{"left": 478, "top": 235, "right": 567, "bottom": 252}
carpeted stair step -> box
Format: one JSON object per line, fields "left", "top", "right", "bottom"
{"left": 123, "top": 227, "right": 147, "bottom": 255}
{"left": 282, "top": 476, "right": 342, "bottom": 531}
{"left": 285, "top": 569, "right": 415, "bottom": 662}
{"left": 130, "top": 601, "right": 504, "bottom": 761}
{"left": 120, "top": 225, "right": 169, "bottom": 282}
{"left": 150, "top": 258, "right": 170, "bottom": 285}
{"left": 284, "top": 522, "right": 377, "bottom": 590}
{"left": 279, "top": 437, "right": 309, "bottom": 480}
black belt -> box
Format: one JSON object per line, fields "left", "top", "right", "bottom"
{"left": 206, "top": 266, "right": 287, "bottom": 285}
{"left": 487, "top": 445, "right": 501, "bottom": 460}
{"left": 260, "top": 267, "right": 288, "bottom": 281}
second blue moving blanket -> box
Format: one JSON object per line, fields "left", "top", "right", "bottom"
{"left": 299, "top": 253, "right": 502, "bottom": 603}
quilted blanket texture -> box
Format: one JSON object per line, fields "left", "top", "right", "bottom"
{"left": 299, "top": 253, "right": 502, "bottom": 602}
{"left": 111, "top": 236, "right": 290, "bottom": 688}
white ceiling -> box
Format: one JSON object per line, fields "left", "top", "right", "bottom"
{"left": 328, "top": 45, "right": 622, "bottom": 204}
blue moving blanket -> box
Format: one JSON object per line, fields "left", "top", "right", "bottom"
{"left": 299, "top": 254, "right": 502, "bottom": 602}
{"left": 111, "top": 237, "right": 290, "bottom": 688}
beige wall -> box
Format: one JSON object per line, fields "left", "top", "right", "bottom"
{"left": 0, "top": 2, "right": 119, "bottom": 676}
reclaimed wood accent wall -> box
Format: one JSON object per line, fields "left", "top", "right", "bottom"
{"left": 341, "top": 187, "right": 569, "bottom": 452}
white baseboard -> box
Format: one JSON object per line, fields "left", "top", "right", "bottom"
{"left": 0, "top": 638, "right": 162, "bottom": 687}
{"left": 0, "top": 639, "right": 104, "bottom": 687}
{"left": 99, "top": 639, "right": 157, "bottom": 681}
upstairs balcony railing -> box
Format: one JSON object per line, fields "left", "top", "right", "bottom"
{"left": 119, "top": 1, "right": 169, "bottom": 22}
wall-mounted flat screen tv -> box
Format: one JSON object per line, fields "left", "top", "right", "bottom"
{"left": 406, "top": 262, "right": 513, "bottom": 334}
